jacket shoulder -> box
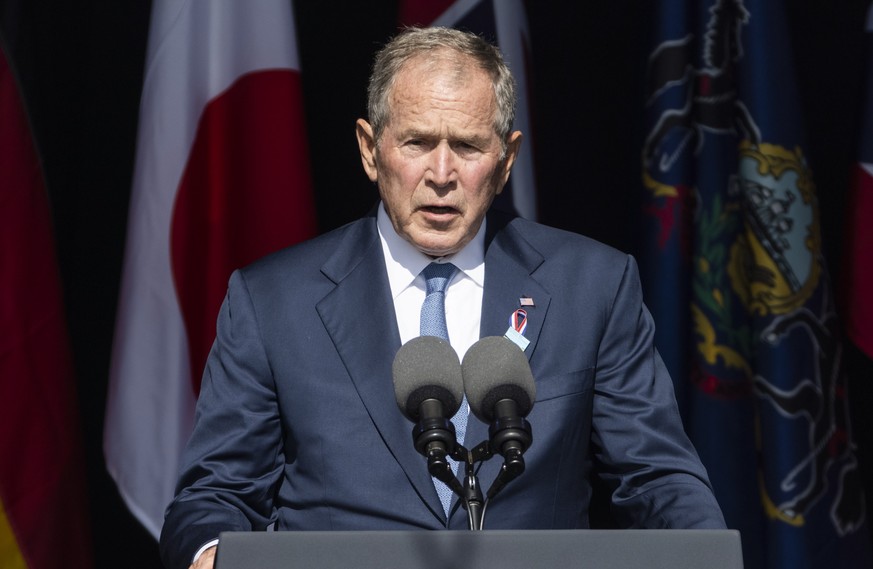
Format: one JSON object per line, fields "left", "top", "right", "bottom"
{"left": 499, "top": 215, "right": 629, "bottom": 265}
{"left": 241, "top": 216, "right": 377, "bottom": 278}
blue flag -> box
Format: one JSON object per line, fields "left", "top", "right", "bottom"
{"left": 640, "top": 1, "right": 872, "bottom": 568}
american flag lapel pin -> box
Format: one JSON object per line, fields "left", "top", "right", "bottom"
{"left": 519, "top": 296, "right": 535, "bottom": 307}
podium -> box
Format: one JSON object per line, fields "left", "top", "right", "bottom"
{"left": 214, "top": 529, "right": 743, "bottom": 569}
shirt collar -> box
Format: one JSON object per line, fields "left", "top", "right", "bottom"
{"left": 377, "top": 202, "right": 486, "bottom": 299}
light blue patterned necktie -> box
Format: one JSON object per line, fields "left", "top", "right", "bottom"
{"left": 419, "top": 262, "right": 467, "bottom": 517}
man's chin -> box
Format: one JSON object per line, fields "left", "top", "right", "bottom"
{"left": 407, "top": 235, "right": 464, "bottom": 258}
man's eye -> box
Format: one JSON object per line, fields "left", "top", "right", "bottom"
{"left": 455, "top": 142, "right": 481, "bottom": 154}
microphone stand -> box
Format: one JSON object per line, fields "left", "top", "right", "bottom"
{"left": 411, "top": 411, "right": 488, "bottom": 531}
{"left": 455, "top": 445, "right": 484, "bottom": 530}
{"left": 414, "top": 408, "right": 532, "bottom": 531}
{"left": 454, "top": 412, "right": 534, "bottom": 528}
{"left": 450, "top": 442, "right": 493, "bottom": 530}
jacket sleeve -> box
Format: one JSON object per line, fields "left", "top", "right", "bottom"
{"left": 160, "top": 270, "right": 285, "bottom": 569}
{"left": 590, "top": 255, "right": 726, "bottom": 529}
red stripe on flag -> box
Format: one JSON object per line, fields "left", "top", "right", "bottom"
{"left": 399, "top": 0, "right": 457, "bottom": 26}
{"left": 171, "top": 69, "right": 316, "bottom": 395}
{"left": 842, "top": 163, "right": 873, "bottom": 358}
{"left": 0, "top": 44, "right": 92, "bottom": 569}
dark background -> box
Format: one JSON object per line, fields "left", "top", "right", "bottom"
{"left": 1, "top": 1, "right": 871, "bottom": 566}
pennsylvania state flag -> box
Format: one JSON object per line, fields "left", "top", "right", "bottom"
{"left": 640, "top": 1, "right": 873, "bottom": 568}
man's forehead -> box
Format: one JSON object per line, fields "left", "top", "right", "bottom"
{"left": 385, "top": 103, "right": 497, "bottom": 142}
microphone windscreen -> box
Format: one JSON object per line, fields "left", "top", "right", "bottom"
{"left": 462, "top": 336, "right": 536, "bottom": 422}
{"left": 392, "top": 336, "right": 463, "bottom": 422}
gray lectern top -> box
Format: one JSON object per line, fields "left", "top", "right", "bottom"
{"left": 214, "top": 529, "right": 744, "bottom": 569}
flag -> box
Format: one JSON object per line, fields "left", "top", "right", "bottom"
{"left": 399, "top": 0, "right": 538, "bottom": 220}
{"left": 640, "top": 1, "right": 872, "bottom": 568}
{"left": 842, "top": 4, "right": 873, "bottom": 360}
{"left": 0, "top": 39, "right": 92, "bottom": 569}
{"left": 104, "top": 0, "right": 317, "bottom": 538}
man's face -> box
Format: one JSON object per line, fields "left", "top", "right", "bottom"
{"left": 356, "top": 55, "right": 521, "bottom": 258}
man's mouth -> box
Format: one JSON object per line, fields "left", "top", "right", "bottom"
{"left": 420, "top": 205, "right": 457, "bottom": 215}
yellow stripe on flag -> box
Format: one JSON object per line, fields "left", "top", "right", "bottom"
{"left": 0, "top": 499, "right": 28, "bottom": 569}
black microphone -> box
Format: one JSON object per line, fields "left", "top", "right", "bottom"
{"left": 462, "top": 336, "right": 535, "bottom": 500}
{"left": 392, "top": 336, "right": 464, "bottom": 492}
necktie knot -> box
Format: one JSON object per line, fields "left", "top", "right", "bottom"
{"left": 421, "top": 262, "right": 458, "bottom": 295}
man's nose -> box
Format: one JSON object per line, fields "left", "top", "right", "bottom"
{"left": 426, "top": 142, "right": 457, "bottom": 188}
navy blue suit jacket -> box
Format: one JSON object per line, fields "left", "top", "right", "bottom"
{"left": 160, "top": 210, "right": 725, "bottom": 569}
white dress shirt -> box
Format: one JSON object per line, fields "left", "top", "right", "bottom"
{"left": 376, "top": 203, "right": 485, "bottom": 361}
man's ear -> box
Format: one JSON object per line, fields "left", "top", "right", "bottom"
{"left": 497, "top": 130, "right": 523, "bottom": 191}
{"left": 356, "top": 119, "right": 379, "bottom": 183}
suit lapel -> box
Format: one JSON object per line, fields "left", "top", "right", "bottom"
{"left": 459, "top": 213, "right": 552, "bottom": 508}
{"left": 316, "top": 218, "right": 446, "bottom": 523}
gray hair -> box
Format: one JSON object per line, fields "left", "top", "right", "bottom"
{"left": 366, "top": 26, "right": 517, "bottom": 150}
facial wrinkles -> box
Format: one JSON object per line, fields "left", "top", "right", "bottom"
{"left": 393, "top": 63, "right": 497, "bottom": 152}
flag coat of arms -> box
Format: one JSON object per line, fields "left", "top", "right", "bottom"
{"left": 641, "top": 1, "right": 872, "bottom": 567}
